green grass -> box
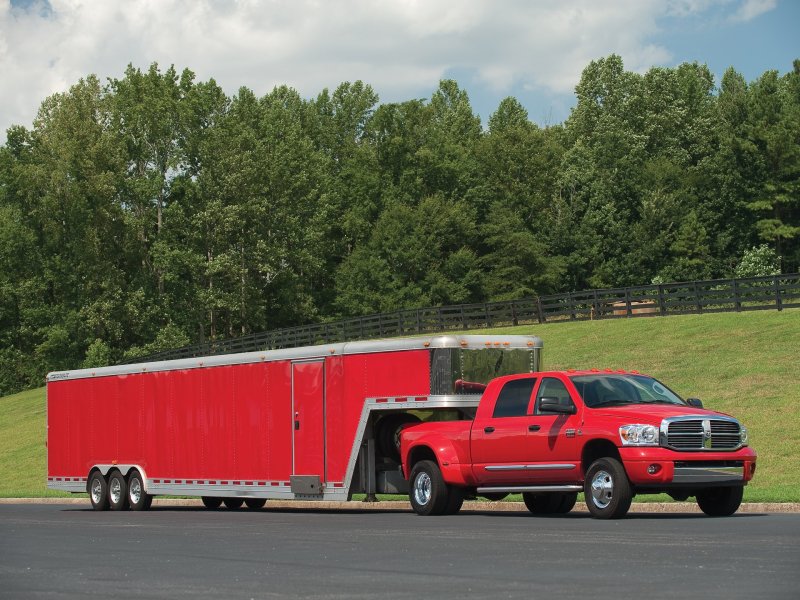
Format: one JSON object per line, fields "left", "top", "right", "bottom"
{"left": 2, "top": 309, "right": 798, "bottom": 501}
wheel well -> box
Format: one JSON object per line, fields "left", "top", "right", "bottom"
{"left": 581, "top": 439, "right": 621, "bottom": 477}
{"left": 407, "top": 446, "right": 438, "bottom": 474}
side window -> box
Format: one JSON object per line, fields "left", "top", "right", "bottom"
{"left": 535, "top": 378, "right": 573, "bottom": 414}
{"left": 492, "top": 378, "right": 537, "bottom": 418}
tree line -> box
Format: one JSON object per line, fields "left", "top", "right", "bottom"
{"left": 1, "top": 55, "right": 798, "bottom": 395}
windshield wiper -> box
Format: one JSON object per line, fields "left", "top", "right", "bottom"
{"left": 591, "top": 399, "right": 633, "bottom": 407}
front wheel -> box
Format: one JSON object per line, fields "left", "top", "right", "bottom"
{"left": 584, "top": 457, "right": 632, "bottom": 519}
{"left": 696, "top": 486, "right": 743, "bottom": 517}
{"left": 409, "top": 460, "right": 449, "bottom": 516}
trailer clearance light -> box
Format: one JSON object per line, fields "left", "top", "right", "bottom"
{"left": 619, "top": 424, "right": 659, "bottom": 446}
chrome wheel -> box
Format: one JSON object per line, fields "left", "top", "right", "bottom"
{"left": 109, "top": 477, "right": 122, "bottom": 505}
{"left": 590, "top": 469, "right": 614, "bottom": 509}
{"left": 413, "top": 471, "right": 432, "bottom": 507}
{"left": 91, "top": 478, "right": 103, "bottom": 504}
{"left": 129, "top": 477, "right": 142, "bottom": 505}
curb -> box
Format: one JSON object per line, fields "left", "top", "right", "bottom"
{"left": 2, "top": 498, "right": 799, "bottom": 513}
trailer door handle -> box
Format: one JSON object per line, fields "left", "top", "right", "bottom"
{"left": 295, "top": 420, "right": 300, "bottom": 430}
{"left": 528, "top": 424, "right": 541, "bottom": 432}
{"left": 484, "top": 426, "right": 495, "bottom": 433}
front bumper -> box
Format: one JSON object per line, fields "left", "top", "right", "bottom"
{"left": 620, "top": 447, "right": 757, "bottom": 487}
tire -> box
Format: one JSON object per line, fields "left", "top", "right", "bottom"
{"left": 88, "top": 471, "right": 109, "bottom": 511}
{"left": 244, "top": 498, "right": 267, "bottom": 510}
{"left": 223, "top": 498, "right": 244, "bottom": 509}
{"left": 696, "top": 486, "right": 743, "bottom": 517}
{"left": 127, "top": 469, "right": 152, "bottom": 511}
{"left": 584, "top": 457, "right": 632, "bottom": 519}
{"left": 481, "top": 493, "right": 509, "bottom": 502}
{"left": 524, "top": 492, "right": 578, "bottom": 515}
{"left": 376, "top": 413, "right": 421, "bottom": 461}
{"left": 523, "top": 492, "right": 562, "bottom": 514}
{"left": 201, "top": 496, "right": 223, "bottom": 509}
{"left": 108, "top": 470, "right": 129, "bottom": 511}
{"left": 409, "top": 460, "right": 449, "bottom": 516}
{"left": 443, "top": 487, "right": 465, "bottom": 515}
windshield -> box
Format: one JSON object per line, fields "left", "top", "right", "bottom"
{"left": 571, "top": 374, "right": 686, "bottom": 408}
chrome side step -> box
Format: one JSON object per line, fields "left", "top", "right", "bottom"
{"left": 477, "top": 485, "right": 582, "bottom": 494}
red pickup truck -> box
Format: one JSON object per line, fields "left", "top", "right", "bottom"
{"left": 400, "top": 370, "right": 756, "bottom": 519}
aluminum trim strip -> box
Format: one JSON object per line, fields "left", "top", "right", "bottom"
{"left": 47, "top": 335, "right": 543, "bottom": 382}
{"left": 485, "top": 464, "right": 576, "bottom": 472}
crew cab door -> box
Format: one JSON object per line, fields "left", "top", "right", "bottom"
{"left": 525, "top": 376, "right": 582, "bottom": 483}
{"left": 471, "top": 377, "right": 537, "bottom": 484}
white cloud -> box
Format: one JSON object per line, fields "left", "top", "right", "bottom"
{"left": 0, "top": 0, "right": 780, "bottom": 139}
{"left": 730, "top": 0, "right": 777, "bottom": 22}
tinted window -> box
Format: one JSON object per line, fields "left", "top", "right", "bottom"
{"left": 535, "top": 378, "right": 573, "bottom": 414}
{"left": 493, "top": 378, "right": 536, "bottom": 418}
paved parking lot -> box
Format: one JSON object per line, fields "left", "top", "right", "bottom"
{"left": 1, "top": 503, "right": 798, "bottom": 599}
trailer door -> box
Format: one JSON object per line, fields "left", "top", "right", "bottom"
{"left": 292, "top": 361, "right": 326, "bottom": 481}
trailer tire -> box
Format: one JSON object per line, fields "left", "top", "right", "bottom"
{"left": 89, "top": 471, "right": 109, "bottom": 511}
{"left": 201, "top": 496, "right": 223, "bottom": 509}
{"left": 584, "top": 457, "right": 632, "bottom": 519}
{"left": 377, "top": 413, "right": 421, "bottom": 461}
{"left": 696, "top": 485, "right": 743, "bottom": 517}
{"left": 223, "top": 498, "right": 244, "bottom": 509}
{"left": 244, "top": 498, "right": 266, "bottom": 509}
{"left": 127, "top": 469, "right": 152, "bottom": 511}
{"left": 108, "top": 470, "right": 129, "bottom": 511}
{"left": 409, "top": 460, "right": 449, "bottom": 516}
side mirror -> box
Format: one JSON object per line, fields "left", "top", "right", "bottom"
{"left": 686, "top": 397, "right": 703, "bottom": 408}
{"left": 539, "top": 397, "right": 577, "bottom": 415}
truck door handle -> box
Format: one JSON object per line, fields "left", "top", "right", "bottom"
{"left": 528, "top": 424, "right": 541, "bottom": 432}
{"left": 484, "top": 426, "right": 495, "bottom": 433}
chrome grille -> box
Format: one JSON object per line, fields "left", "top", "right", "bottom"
{"left": 663, "top": 417, "right": 742, "bottom": 451}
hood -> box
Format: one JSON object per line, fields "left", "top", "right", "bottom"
{"left": 587, "top": 403, "right": 733, "bottom": 424}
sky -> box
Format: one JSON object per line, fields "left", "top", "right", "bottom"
{"left": 1, "top": 0, "right": 798, "bottom": 140}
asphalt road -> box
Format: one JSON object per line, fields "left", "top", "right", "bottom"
{"left": 1, "top": 503, "right": 798, "bottom": 599}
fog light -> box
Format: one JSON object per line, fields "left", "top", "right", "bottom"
{"left": 647, "top": 464, "right": 661, "bottom": 475}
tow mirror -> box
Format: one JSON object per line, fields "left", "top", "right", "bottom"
{"left": 539, "top": 397, "right": 576, "bottom": 414}
{"left": 686, "top": 397, "right": 703, "bottom": 408}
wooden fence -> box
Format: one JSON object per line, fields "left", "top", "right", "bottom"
{"left": 129, "top": 273, "right": 800, "bottom": 363}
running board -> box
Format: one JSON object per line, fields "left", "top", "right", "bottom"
{"left": 477, "top": 485, "right": 582, "bottom": 494}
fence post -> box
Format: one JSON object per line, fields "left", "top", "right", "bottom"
{"left": 511, "top": 301, "right": 519, "bottom": 326}
{"left": 733, "top": 279, "right": 741, "bottom": 312}
{"left": 658, "top": 285, "right": 666, "bottom": 316}
{"left": 416, "top": 309, "right": 422, "bottom": 333}
{"left": 694, "top": 281, "right": 702, "bottom": 313}
{"left": 625, "top": 288, "right": 632, "bottom": 317}
{"left": 774, "top": 275, "right": 783, "bottom": 311}
{"left": 536, "top": 297, "right": 544, "bottom": 324}
{"left": 485, "top": 303, "right": 491, "bottom": 327}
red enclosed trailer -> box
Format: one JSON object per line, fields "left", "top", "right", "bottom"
{"left": 46, "top": 335, "right": 542, "bottom": 510}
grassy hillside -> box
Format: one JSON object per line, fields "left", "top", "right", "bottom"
{"left": 1, "top": 309, "right": 797, "bottom": 500}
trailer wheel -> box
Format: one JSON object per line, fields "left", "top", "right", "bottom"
{"left": 127, "top": 469, "right": 152, "bottom": 511}
{"left": 377, "top": 413, "right": 421, "bottom": 461}
{"left": 201, "top": 497, "right": 223, "bottom": 509}
{"left": 244, "top": 498, "right": 266, "bottom": 509}
{"left": 584, "top": 457, "right": 632, "bottom": 519}
{"left": 89, "top": 471, "right": 109, "bottom": 511}
{"left": 108, "top": 470, "right": 129, "bottom": 511}
{"left": 223, "top": 498, "right": 244, "bottom": 509}
{"left": 409, "top": 460, "right": 449, "bottom": 516}
{"left": 696, "top": 486, "right": 743, "bottom": 517}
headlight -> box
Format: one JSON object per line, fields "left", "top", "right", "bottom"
{"left": 619, "top": 424, "right": 660, "bottom": 446}
{"left": 740, "top": 425, "right": 748, "bottom": 446}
